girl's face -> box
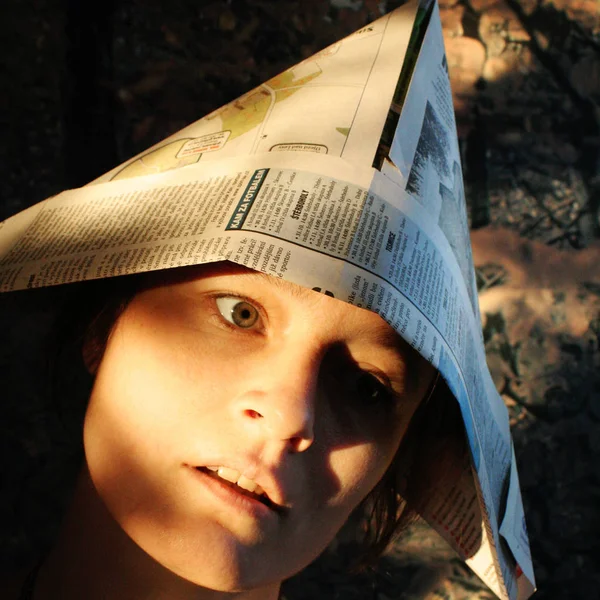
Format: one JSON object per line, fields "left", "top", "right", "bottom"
{"left": 83, "top": 264, "right": 435, "bottom": 593}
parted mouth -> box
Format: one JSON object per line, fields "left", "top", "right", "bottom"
{"left": 195, "top": 466, "right": 281, "bottom": 512}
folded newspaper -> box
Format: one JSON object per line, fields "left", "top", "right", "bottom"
{"left": 0, "top": 1, "right": 535, "bottom": 597}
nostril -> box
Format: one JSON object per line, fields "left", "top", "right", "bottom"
{"left": 245, "top": 409, "right": 263, "bottom": 420}
{"left": 287, "top": 435, "right": 312, "bottom": 454}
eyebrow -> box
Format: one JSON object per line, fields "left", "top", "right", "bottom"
{"left": 354, "top": 321, "right": 421, "bottom": 389}
{"left": 243, "top": 270, "right": 319, "bottom": 300}
{"left": 252, "top": 271, "right": 414, "bottom": 349}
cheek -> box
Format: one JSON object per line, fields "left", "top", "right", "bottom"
{"left": 89, "top": 310, "right": 231, "bottom": 421}
{"left": 285, "top": 440, "right": 397, "bottom": 570}
{"left": 326, "top": 441, "right": 397, "bottom": 509}
{"left": 82, "top": 317, "right": 228, "bottom": 511}
{"left": 82, "top": 321, "right": 258, "bottom": 583}
{"left": 309, "top": 390, "right": 410, "bottom": 519}
{"left": 83, "top": 351, "right": 182, "bottom": 522}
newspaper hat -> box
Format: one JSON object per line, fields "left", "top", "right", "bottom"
{"left": 0, "top": 1, "right": 534, "bottom": 597}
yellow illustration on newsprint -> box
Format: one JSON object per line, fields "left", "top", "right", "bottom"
{"left": 105, "top": 13, "right": 400, "bottom": 183}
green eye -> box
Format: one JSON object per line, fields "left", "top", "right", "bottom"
{"left": 215, "top": 297, "right": 260, "bottom": 328}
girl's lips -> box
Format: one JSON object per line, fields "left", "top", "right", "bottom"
{"left": 195, "top": 466, "right": 275, "bottom": 508}
{"left": 188, "top": 466, "right": 285, "bottom": 518}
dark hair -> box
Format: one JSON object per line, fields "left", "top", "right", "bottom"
{"left": 48, "top": 274, "right": 139, "bottom": 434}
{"left": 356, "top": 375, "right": 466, "bottom": 568}
{"left": 49, "top": 268, "right": 467, "bottom": 570}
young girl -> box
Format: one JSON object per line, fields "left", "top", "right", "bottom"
{"left": 4, "top": 260, "right": 461, "bottom": 599}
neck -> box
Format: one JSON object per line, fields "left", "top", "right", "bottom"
{"left": 34, "top": 467, "right": 280, "bottom": 600}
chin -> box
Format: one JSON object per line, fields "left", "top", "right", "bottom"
{"left": 168, "top": 552, "right": 286, "bottom": 596}
{"left": 122, "top": 518, "right": 293, "bottom": 593}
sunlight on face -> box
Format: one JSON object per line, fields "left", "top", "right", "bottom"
{"left": 83, "top": 263, "right": 435, "bottom": 592}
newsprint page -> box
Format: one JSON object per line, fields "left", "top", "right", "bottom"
{"left": 0, "top": 1, "right": 535, "bottom": 598}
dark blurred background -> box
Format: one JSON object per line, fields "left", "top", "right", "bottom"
{"left": 1, "top": 0, "right": 599, "bottom": 598}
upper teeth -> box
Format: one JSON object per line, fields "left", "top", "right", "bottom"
{"left": 207, "top": 466, "right": 265, "bottom": 496}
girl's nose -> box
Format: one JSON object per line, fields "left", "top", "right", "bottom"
{"left": 232, "top": 351, "right": 321, "bottom": 453}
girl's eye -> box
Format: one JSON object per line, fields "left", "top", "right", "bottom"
{"left": 215, "top": 297, "right": 260, "bottom": 329}
{"left": 354, "top": 371, "right": 394, "bottom": 406}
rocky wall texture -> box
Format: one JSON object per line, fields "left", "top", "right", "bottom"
{"left": 1, "top": 1, "right": 599, "bottom": 598}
